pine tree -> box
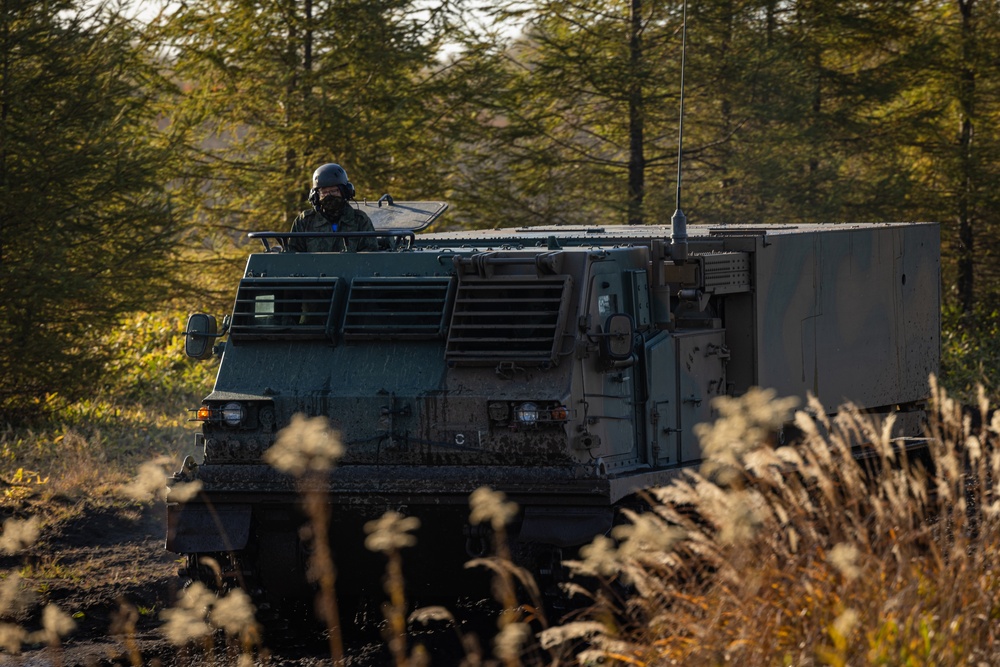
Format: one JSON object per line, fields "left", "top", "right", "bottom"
{"left": 0, "top": 0, "right": 182, "bottom": 421}
{"left": 158, "top": 0, "right": 458, "bottom": 243}
{"left": 912, "top": 0, "right": 1000, "bottom": 315}
{"left": 444, "top": 0, "right": 687, "bottom": 228}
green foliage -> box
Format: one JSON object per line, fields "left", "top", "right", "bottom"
{"left": 446, "top": 0, "right": 948, "bottom": 230}
{"left": 0, "top": 0, "right": 185, "bottom": 422}
{"left": 156, "top": 0, "right": 460, "bottom": 252}
{"left": 0, "top": 309, "right": 214, "bottom": 493}
{"left": 101, "top": 310, "right": 217, "bottom": 408}
{"left": 445, "top": 0, "right": 685, "bottom": 228}
{"left": 940, "top": 299, "right": 1000, "bottom": 403}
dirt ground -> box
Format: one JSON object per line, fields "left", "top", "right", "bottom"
{"left": 0, "top": 496, "right": 187, "bottom": 666}
{"left": 0, "top": 497, "right": 391, "bottom": 666}
{"left": 0, "top": 497, "right": 491, "bottom": 666}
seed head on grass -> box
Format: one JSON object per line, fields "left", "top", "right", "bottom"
{"left": 827, "top": 543, "right": 861, "bottom": 583}
{"left": 365, "top": 511, "right": 420, "bottom": 667}
{"left": 168, "top": 479, "right": 204, "bottom": 503}
{"left": 573, "top": 535, "right": 621, "bottom": 578}
{"left": 469, "top": 486, "right": 518, "bottom": 532}
{"left": 264, "top": 413, "right": 343, "bottom": 478}
{"left": 0, "top": 575, "right": 31, "bottom": 654}
{"left": 612, "top": 509, "right": 686, "bottom": 560}
{"left": 0, "top": 624, "right": 27, "bottom": 654}
{"left": 0, "top": 516, "right": 40, "bottom": 555}
{"left": 159, "top": 582, "right": 215, "bottom": 645}
{"left": 210, "top": 588, "right": 258, "bottom": 640}
{"left": 831, "top": 608, "right": 859, "bottom": 639}
{"left": 695, "top": 388, "right": 799, "bottom": 487}
{"left": 0, "top": 574, "right": 29, "bottom": 616}
{"left": 537, "top": 621, "right": 605, "bottom": 651}
{"left": 34, "top": 603, "right": 76, "bottom": 645}
{"left": 493, "top": 621, "right": 531, "bottom": 663}
{"left": 364, "top": 511, "right": 420, "bottom": 553}
{"left": 121, "top": 456, "right": 173, "bottom": 502}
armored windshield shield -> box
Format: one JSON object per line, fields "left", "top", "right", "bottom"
{"left": 359, "top": 198, "right": 448, "bottom": 232}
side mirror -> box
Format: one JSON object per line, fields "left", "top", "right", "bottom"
{"left": 185, "top": 313, "right": 218, "bottom": 360}
{"left": 601, "top": 313, "right": 635, "bottom": 361}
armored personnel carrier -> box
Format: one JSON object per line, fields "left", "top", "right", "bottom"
{"left": 169, "top": 200, "right": 940, "bottom": 607}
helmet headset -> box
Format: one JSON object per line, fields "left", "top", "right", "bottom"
{"left": 308, "top": 163, "right": 356, "bottom": 212}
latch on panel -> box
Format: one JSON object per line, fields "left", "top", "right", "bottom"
{"left": 706, "top": 343, "right": 731, "bottom": 359}
{"left": 495, "top": 361, "right": 525, "bottom": 380}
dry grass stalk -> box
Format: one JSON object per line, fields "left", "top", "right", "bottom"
{"left": 467, "top": 486, "right": 550, "bottom": 667}
{"left": 110, "top": 601, "right": 144, "bottom": 667}
{"left": 364, "top": 510, "right": 421, "bottom": 667}
{"left": 546, "top": 381, "right": 1000, "bottom": 665}
{"left": 263, "top": 413, "right": 345, "bottom": 662}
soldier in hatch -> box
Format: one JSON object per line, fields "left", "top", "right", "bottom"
{"left": 286, "top": 163, "right": 378, "bottom": 252}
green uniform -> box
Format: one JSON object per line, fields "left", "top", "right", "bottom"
{"left": 287, "top": 205, "right": 378, "bottom": 252}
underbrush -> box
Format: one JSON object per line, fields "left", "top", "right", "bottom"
{"left": 941, "top": 301, "right": 1000, "bottom": 404}
{"left": 0, "top": 310, "right": 214, "bottom": 500}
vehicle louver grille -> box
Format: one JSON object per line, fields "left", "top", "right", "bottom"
{"left": 229, "top": 277, "right": 343, "bottom": 342}
{"left": 445, "top": 276, "right": 572, "bottom": 365}
{"left": 343, "top": 277, "right": 455, "bottom": 340}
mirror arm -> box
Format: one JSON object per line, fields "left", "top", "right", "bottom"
{"left": 184, "top": 315, "right": 231, "bottom": 338}
{"left": 183, "top": 328, "right": 227, "bottom": 339}
{"left": 183, "top": 330, "right": 226, "bottom": 339}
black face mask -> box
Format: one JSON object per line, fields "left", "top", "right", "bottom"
{"left": 317, "top": 195, "right": 346, "bottom": 220}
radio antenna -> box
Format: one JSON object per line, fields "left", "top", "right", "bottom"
{"left": 669, "top": 0, "right": 689, "bottom": 264}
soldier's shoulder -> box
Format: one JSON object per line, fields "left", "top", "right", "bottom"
{"left": 291, "top": 208, "right": 321, "bottom": 230}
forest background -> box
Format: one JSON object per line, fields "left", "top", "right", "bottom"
{"left": 2, "top": 3, "right": 1000, "bottom": 663}
{"left": 1, "top": 0, "right": 998, "bottom": 446}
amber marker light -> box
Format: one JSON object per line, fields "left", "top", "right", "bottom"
{"left": 550, "top": 405, "right": 569, "bottom": 421}
{"left": 196, "top": 406, "right": 212, "bottom": 421}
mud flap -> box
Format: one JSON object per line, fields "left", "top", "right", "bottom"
{"left": 166, "top": 503, "right": 251, "bottom": 553}
{"left": 517, "top": 506, "right": 613, "bottom": 548}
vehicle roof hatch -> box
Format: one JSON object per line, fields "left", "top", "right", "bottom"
{"left": 359, "top": 197, "right": 448, "bottom": 232}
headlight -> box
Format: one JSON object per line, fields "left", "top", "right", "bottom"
{"left": 222, "top": 402, "right": 245, "bottom": 426}
{"left": 513, "top": 402, "right": 539, "bottom": 425}
{"left": 190, "top": 401, "right": 263, "bottom": 428}
{"left": 488, "top": 402, "right": 510, "bottom": 421}
{"left": 490, "top": 401, "right": 570, "bottom": 428}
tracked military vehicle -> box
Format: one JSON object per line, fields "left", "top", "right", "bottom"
{"left": 169, "top": 200, "right": 940, "bottom": 607}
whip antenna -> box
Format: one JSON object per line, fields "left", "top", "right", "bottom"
{"left": 670, "top": 0, "right": 689, "bottom": 264}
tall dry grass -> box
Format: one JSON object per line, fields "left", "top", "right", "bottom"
{"left": 542, "top": 379, "right": 1000, "bottom": 665}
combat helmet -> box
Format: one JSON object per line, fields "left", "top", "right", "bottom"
{"left": 309, "top": 163, "right": 356, "bottom": 205}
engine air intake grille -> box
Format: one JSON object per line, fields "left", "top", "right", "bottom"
{"left": 230, "top": 277, "right": 343, "bottom": 343}
{"left": 343, "top": 277, "right": 455, "bottom": 340}
{"left": 445, "top": 275, "right": 572, "bottom": 365}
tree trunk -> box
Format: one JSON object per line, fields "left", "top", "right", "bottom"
{"left": 628, "top": 0, "right": 646, "bottom": 225}
{"left": 627, "top": 0, "right": 645, "bottom": 225}
{"left": 957, "top": 0, "right": 976, "bottom": 315}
